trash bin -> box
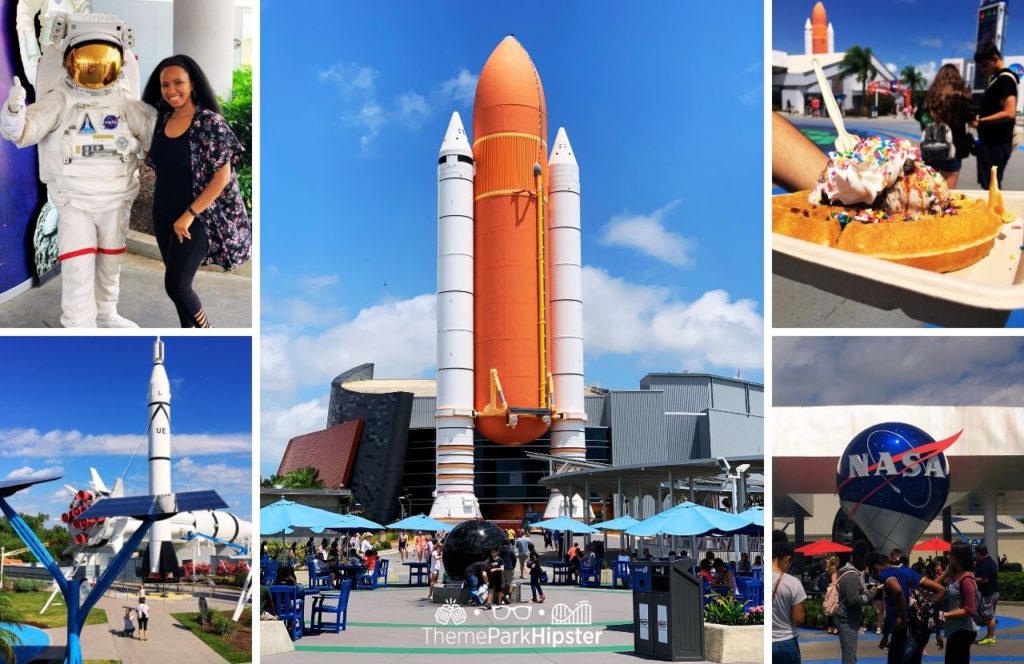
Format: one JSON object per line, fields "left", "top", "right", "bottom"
{"left": 632, "top": 558, "right": 703, "bottom": 661}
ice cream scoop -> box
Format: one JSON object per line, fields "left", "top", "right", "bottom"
{"left": 810, "top": 136, "right": 918, "bottom": 207}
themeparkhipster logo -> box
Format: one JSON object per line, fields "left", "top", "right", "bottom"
{"left": 836, "top": 422, "right": 958, "bottom": 555}
{"left": 426, "top": 598, "right": 603, "bottom": 647}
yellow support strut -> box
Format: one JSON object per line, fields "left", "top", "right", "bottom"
{"left": 534, "top": 162, "right": 549, "bottom": 410}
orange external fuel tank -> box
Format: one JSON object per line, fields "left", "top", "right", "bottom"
{"left": 472, "top": 36, "right": 552, "bottom": 445}
{"left": 811, "top": 2, "right": 828, "bottom": 55}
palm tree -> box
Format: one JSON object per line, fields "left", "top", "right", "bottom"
{"left": 282, "top": 467, "right": 325, "bottom": 489}
{"left": 0, "top": 592, "right": 24, "bottom": 664}
{"left": 900, "top": 66, "right": 927, "bottom": 107}
{"left": 260, "top": 475, "right": 284, "bottom": 489}
{"left": 839, "top": 46, "right": 879, "bottom": 115}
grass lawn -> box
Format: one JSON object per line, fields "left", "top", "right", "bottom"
{"left": 3, "top": 591, "right": 107, "bottom": 628}
{"left": 172, "top": 609, "right": 251, "bottom": 664}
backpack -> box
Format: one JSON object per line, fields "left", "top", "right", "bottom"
{"left": 824, "top": 569, "right": 858, "bottom": 616}
{"left": 921, "top": 121, "right": 955, "bottom": 162}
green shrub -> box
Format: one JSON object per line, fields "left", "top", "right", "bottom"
{"left": 862, "top": 604, "right": 878, "bottom": 629}
{"left": 11, "top": 579, "right": 49, "bottom": 592}
{"left": 211, "top": 612, "right": 236, "bottom": 636}
{"left": 704, "top": 593, "right": 748, "bottom": 626}
{"left": 1000, "top": 572, "right": 1024, "bottom": 601}
{"left": 802, "top": 596, "right": 825, "bottom": 629}
{"left": 217, "top": 67, "right": 252, "bottom": 214}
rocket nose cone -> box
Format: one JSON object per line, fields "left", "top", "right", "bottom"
{"left": 549, "top": 127, "right": 577, "bottom": 166}
{"left": 439, "top": 111, "right": 472, "bottom": 159}
{"left": 812, "top": 1, "right": 826, "bottom": 25}
{"left": 474, "top": 36, "right": 546, "bottom": 138}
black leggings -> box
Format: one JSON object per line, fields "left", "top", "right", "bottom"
{"left": 155, "top": 218, "right": 210, "bottom": 327}
{"left": 945, "top": 629, "right": 975, "bottom": 664}
{"left": 530, "top": 573, "right": 543, "bottom": 600}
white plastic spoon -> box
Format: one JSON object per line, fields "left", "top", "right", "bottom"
{"left": 813, "top": 58, "right": 858, "bottom": 153}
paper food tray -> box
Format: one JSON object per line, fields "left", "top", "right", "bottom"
{"left": 772, "top": 190, "right": 1024, "bottom": 310}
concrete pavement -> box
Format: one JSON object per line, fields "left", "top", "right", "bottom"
{"left": 34, "top": 590, "right": 246, "bottom": 663}
{"left": 0, "top": 232, "right": 251, "bottom": 328}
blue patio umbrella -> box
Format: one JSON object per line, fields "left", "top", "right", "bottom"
{"left": 260, "top": 499, "right": 347, "bottom": 535}
{"left": 330, "top": 513, "right": 386, "bottom": 531}
{"left": 593, "top": 515, "right": 641, "bottom": 531}
{"left": 731, "top": 506, "right": 764, "bottom": 536}
{"left": 625, "top": 502, "right": 752, "bottom": 537}
{"left": 529, "top": 516, "right": 599, "bottom": 534}
{"left": 387, "top": 514, "right": 455, "bottom": 532}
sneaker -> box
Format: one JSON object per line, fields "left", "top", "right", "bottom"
{"left": 482, "top": 604, "right": 491, "bottom": 610}
{"left": 96, "top": 312, "right": 139, "bottom": 328}
{"left": 977, "top": 637, "right": 997, "bottom": 646}
{"left": 876, "top": 627, "right": 882, "bottom": 635}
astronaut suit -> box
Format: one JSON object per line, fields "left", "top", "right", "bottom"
{"left": 16, "top": 0, "right": 93, "bottom": 87}
{"left": 1, "top": 13, "right": 155, "bottom": 327}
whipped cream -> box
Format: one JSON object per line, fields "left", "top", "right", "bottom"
{"left": 810, "top": 137, "right": 919, "bottom": 206}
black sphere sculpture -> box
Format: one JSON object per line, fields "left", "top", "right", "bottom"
{"left": 441, "top": 520, "right": 507, "bottom": 580}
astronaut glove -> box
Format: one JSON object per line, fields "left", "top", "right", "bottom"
{"left": 5, "top": 76, "right": 26, "bottom": 113}
{"left": 0, "top": 78, "right": 26, "bottom": 140}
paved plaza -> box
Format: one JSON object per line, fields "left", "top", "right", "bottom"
{"left": 26, "top": 588, "right": 245, "bottom": 663}
{"left": 0, "top": 233, "right": 252, "bottom": 328}
{"left": 794, "top": 603, "right": 1024, "bottom": 663}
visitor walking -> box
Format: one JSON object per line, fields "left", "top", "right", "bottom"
{"left": 974, "top": 544, "right": 999, "bottom": 646}
{"left": 835, "top": 541, "right": 872, "bottom": 664}
{"left": 515, "top": 530, "right": 532, "bottom": 578}
{"left": 772, "top": 541, "right": 806, "bottom": 664}
{"left": 867, "top": 551, "right": 925, "bottom": 664}
{"left": 527, "top": 543, "right": 545, "bottom": 603}
{"left": 123, "top": 608, "right": 136, "bottom": 638}
{"left": 399, "top": 531, "right": 409, "bottom": 563}
{"left": 938, "top": 541, "right": 979, "bottom": 664}
{"left": 136, "top": 597, "right": 150, "bottom": 642}
{"left": 428, "top": 542, "right": 444, "bottom": 600}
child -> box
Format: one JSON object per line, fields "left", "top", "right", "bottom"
{"left": 123, "top": 608, "right": 135, "bottom": 638}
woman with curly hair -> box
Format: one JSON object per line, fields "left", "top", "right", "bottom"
{"left": 142, "top": 55, "right": 250, "bottom": 327}
{"left": 918, "top": 64, "right": 976, "bottom": 188}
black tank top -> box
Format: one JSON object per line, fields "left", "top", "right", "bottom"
{"left": 149, "top": 121, "right": 194, "bottom": 226}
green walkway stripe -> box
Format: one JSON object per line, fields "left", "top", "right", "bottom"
{"left": 294, "top": 645, "right": 632, "bottom": 654}
{"left": 340, "top": 620, "right": 632, "bottom": 629}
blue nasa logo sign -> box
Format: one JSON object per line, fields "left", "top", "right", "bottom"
{"left": 103, "top": 115, "right": 119, "bottom": 130}
{"left": 836, "top": 422, "right": 959, "bottom": 552}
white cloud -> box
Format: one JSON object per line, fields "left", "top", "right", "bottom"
{"left": 261, "top": 294, "right": 436, "bottom": 395}
{"left": 5, "top": 465, "right": 62, "bottom": 480}
{"left": 0, "top": 430, "right": 251, "bottom": 457}
{"left": 260, "top": 396, "right": 330, "bottom": 477}
{"left": 599, "top": 200, "right": 693, "bottom": 267}
{"left": 440, "top": 68, "right": 478, "bottom": 104}
{"left": 298, "top": 274, "right": 340, "bottom": 291}
{"left": 319, "top": 62, "right": 378, "bottom": 94}
{"left": 916, "top": 37, "right": 942, "bottom": 48}
{"left": 885, "top": 62, "right": 899, "bottom": 76}
{"left": 917, "top": 61, "right": 939, "bottom": 85}
{"left": 582, "top": 267, "right": 763, "bottom": 370}
{"left": 396, "top": 92, "right": 430, "bottom": 128}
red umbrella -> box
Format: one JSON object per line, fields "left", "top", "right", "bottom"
{"left": 912, "top": 538, "right": 952, "bottom": 552}
{"left": 794, "top": 540, "right": 852, "bottom": 555}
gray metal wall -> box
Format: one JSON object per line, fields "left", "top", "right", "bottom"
{"left": 707, "top": 410, "right": 764, "bottom": 457}
{"left": 607, "top": 390, "right": 667, "bottom": 466}
{"left": 411, "top": 396, "right": 435, "bottom": 429}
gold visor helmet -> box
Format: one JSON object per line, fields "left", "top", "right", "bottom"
{"left": 64, "top": 41, "right": 122, "bottom": 90}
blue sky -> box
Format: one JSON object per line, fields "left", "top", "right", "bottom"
{"left": 0, "top": 337, "right": 252, "bottom": 523}
{"left": 260, "top": 1, "right": 765, "bottom": 475}
{"left": 774, "top": 0, "right": 1020, "bottom": 82}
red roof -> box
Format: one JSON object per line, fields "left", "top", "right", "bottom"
{"left": 277, "top": 420, "right": 363, "bottom": 488}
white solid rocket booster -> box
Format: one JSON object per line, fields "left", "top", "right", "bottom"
{"left": 545, "top": 127, "right": 586, "bottom": 518}
{"left": 431, "top": 112, "right": 482, "bottom": 520}
{"left": 147, "top": 338, "right": 172, "bottom": 575}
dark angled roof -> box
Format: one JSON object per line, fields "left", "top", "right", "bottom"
{"left": 278, "top": 420, "right": 364, "bottom": 489}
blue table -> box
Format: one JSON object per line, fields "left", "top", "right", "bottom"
{"left": 546, "top": 561, "right": 574, "bottom": 585}
{"left": 404, "top": 561, "right": 430, "bottom": 586}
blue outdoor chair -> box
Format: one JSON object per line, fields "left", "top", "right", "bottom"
{"left": 312, "top": 580, "right": 352, "bottom": 633}
{"left": 579, "top": 560, "right": 601, "bottom": 588}
{"left": 611, "top": 560, "right": 632, "bottom": 589}
{"left": 269, "top": 585, "right": 304, "bottom": 641}
{"left": 261, "top": 560, "right": 281, "bottom": 586}
{"left": 737, "top": 576, "right": 764, "bottom": 609}
{"left": 306, "top": 557, "right": 333, "bottom": 590}
{"left": 358, "top": 558, "right": 389, "bottom": 589}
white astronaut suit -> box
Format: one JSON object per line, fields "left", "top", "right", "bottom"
{"left": 1, "top": 13, "right": 155, "bottom": 327}
{"left": 16, "top": 0, "right": 92, "bottom": 87}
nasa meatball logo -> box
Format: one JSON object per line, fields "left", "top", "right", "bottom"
{"left": 836, "top": 422, "right": 959, "bottom": 552}
{"left": 103, "top": 115, "right": 119, "bottom": 129}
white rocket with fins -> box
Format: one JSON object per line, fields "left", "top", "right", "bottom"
{"left": 147, "top": 338, "right": 176, "bottom": 578}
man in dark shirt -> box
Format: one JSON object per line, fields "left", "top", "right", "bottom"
{"left": 972, "top": 41, "right": 1019, "bottom": 189}
{"left": 465, "top": 559, "right": 492, "bottom": 608}
{"left": 975, "top": 544, "right": 1000, "bottom": 646}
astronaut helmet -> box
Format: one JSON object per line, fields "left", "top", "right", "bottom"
{"left": 54, "top": 13, "right": 135, "bottom": 90}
